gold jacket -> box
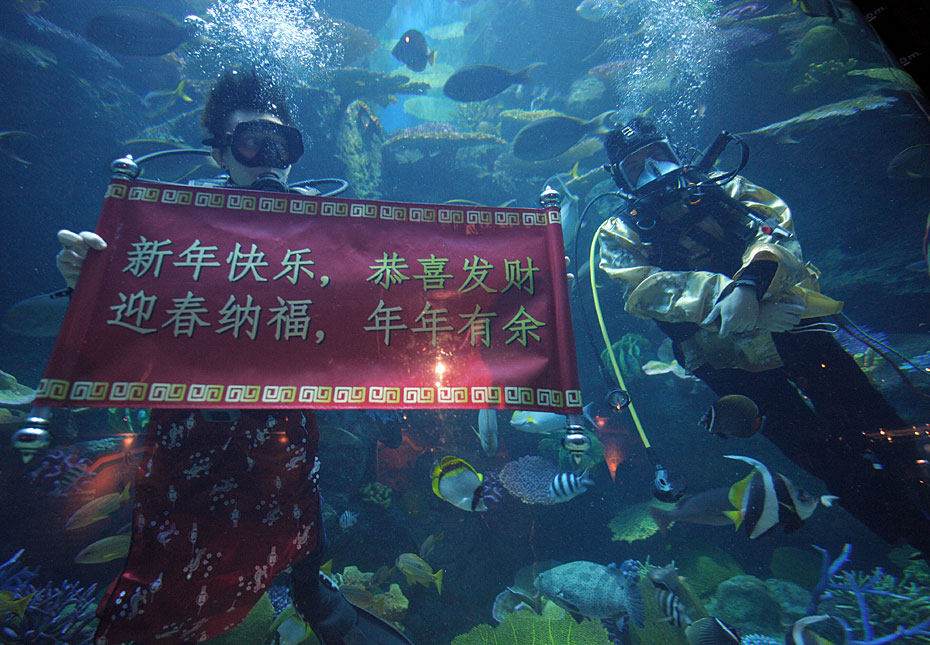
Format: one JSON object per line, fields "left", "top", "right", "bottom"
{"left": 597, "top": 174, "right": 843, "bottom": 372}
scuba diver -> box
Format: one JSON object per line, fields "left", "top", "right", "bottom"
{"left": 55, "top": 68, "right": 411, "bottom": 644}
{"left": 595, "top": 116, "right": 930, "bottom": 557}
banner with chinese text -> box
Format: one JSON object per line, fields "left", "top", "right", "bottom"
{"left": 35, "top": 180, "right": 581, "bottom": 411}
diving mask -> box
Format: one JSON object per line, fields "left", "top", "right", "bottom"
{"left": 205, "top": 119, "right": 304, "bottom": 169}
{"left": 612, "top": 138, "right": 681, "bottom": 192}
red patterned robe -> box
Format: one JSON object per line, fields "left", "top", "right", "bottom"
{"left": 94, "top": 409, "right": 321, "bottom": 644}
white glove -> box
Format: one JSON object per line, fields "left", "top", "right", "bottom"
{"left": 701, "top": 284, "right": 759, "bottom": 337}
{"left": 56, "top": 229, "right": 107, "bottom": 288}
{"left": 756, "top": 295, "right": 806, "bottom": 332}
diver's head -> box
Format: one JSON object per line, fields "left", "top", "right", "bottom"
{"left": 604, "top": 117, "right": 682, "bottom": 196}
{"left": 202, "top": 68, "right": 305, "bottom": 189}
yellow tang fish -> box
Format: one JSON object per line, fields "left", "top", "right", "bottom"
{"left": 430, "top": 456, "right": 487, "bottom": 512}
{"left": 66, "top": 483, "right": 131, "bottom": 530}
{"left": 395, "top": 553, "right": 443, "bottom": 595}
{"left": 0, "top": 590, "right": 35, "bottom": 619}
{"left": 74, "top": 534, "right": 131, "bottom": 564}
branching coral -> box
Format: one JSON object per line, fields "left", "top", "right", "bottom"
{"left": 808, "top": 544, "right": 930, "bottom": 644}
{"left": 452, "top": 611, "right": 610, "bottom": 644}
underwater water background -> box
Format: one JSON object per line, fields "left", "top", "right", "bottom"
{"left": 0, "top": 0, "right": 929, "bottom": 642}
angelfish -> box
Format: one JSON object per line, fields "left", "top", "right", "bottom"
{"left": 724, "top": 455, "right": 839, "bottom": 539}
{"left": 430, "top": 456, "right": 488, "bottom": 512}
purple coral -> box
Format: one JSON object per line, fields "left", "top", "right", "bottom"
{"left": 497, "top": 456, "right": 560, "bottom": 505}
{"left": 479, "top": 472, "right": 505, "bottom": 507}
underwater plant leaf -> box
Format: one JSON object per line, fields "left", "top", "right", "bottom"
{"left": 451, "top": 611, "right": 610, "bottom": 644}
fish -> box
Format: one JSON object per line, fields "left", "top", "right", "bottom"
{"left": 700, "top": 395, "right": 765, "bottom": 439}
{"left": 443, "top": 63, "right": 543, "bottom": 102}
{"left": 25, "top": 14, "right": 122, "bottom": 68}
{"left": 370, "top": 564, "right": 394, "bottom": 587}
{"left": 720, "top": 2, "right": 769, "bottom": 20}
{"left": 1, "top": 288, "right": 71, "bottom": 338}
{"left": 510, "top": 411, "right": 567, "bottom": 434}
{"left": 512, "top": 111, "right": 615, "bottom": 161}
{"left": 0, "top": 131, "right": 36, "bottom": 165}
{"left": 86, "top": 7, "right": 193, "bottom": 56}
{"left": 786, "top": 615, "right": 833, "bottom": 644}
{"left": 395, "top": 553, "right": 443, "bottom": 594}
{"left": 65, "top": 482, "right": 132, "bottom": 530}
{"left": 74, "top": 533, "right": 131, "bottom": 564}
{"left": 649, "top": 487, "right": 737, "bottom": 532}
{"left": 646, "top": 563, "right": 686, "bottom": 597}
{"left": 724, "top": 455, "right": 839, "bottom": 539}
{"left": 655, "top": 587, "right": 692, "bottom": 627}
{"left": 339, "top": 509, "right": 359, "bottom": 530}
{"left": 738, "top": 95, "right": 898, "bottom": 143}
{"left": 476, "top": 409, "right": 498, "bottom": 456}
{"left": 685, "top": 616, "right": 741, "bottom": 644}
{"left": 0, "top": 590, "right": 35, "bottom": 619}
{"left": 576, "top": 0, "right": 626, "bottom": 22}
{"left": 430, "top": 456, "right": 488, "bottom": 512}
{"left": 392, "top": 29, "right": 436, "bottom": 72}
{"left": 547, "top": 470, "right": 595, "bottom": 502}
{"left": 320, "top": 559, "right": 334, "bottom": 577}
{"left": 142, "top": 79, "right": 194, "bottom": 109}
{"left": 419, "top": 531, "right": 444, "bottom": 559}
{"left": 793, "top": 0, "right": 842, "bottom": 21}
{"left": 339, "top": 585, "right": 377, "bottom": 611}
{"left": 887, "top": 144, "right": 930, "bottom": 179}
{"left": 534, "top": 560, "right": 646, "bottom": 629}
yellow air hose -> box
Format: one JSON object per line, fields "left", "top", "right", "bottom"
{"left": 588, "top": 223, "right": 651, "bottom": 450}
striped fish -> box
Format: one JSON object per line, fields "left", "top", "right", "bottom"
{"left": 547, "top": 469, "right": 594, "bottom": 502}
{"left": 655, "top": 587, "right": 692, "bottom": 627}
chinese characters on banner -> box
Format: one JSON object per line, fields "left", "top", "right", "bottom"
{"left": 35, "top": 180, "right": 581, "bottom": 411}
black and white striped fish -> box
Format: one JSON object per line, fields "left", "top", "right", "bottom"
{"left": 548, "top": 469, "right": 594, "bottom": 502}
{"left": 655, "top": 587, "right": 691, "bottom": 627}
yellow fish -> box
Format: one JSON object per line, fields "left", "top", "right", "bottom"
{"left": 395, "top": 553, "right": 443, "bottom": 594}
{"left": 430, "top": 456, "right": 487, "bottom": 512}
{"left": 66, "top": 482, "right": 131, "bottom": 530}
{"left": 0, "top": 590, "right": 34, "bottom": 619}
{"left": 74, "top": 534, "right": 131, "bottom": 564}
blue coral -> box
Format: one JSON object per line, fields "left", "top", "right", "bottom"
{"left": 742, "top": 635, "right": 780, "bottom": 645}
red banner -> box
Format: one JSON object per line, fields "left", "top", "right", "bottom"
{"left": 35, "top": 180, "right": 581, "bottom": 412}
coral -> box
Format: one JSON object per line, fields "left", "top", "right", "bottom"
{"left": 382, "top": 124, "right": 506, "bottom": 166}
{"left": 375, "top": 584, "right": 409, "bottom": 622}
{"left": 497, "top": 456, "right": 560, "bottom": 505}
{"left": 451, "top": 611, "right": 610, "bottom": 644}
{"left": 742, "top": 636, "right": 780, "bottom": 645}
{"left": 791, "top": 58, "right": 857, "bottom": 94}
{"left": 335, "top": 100, "right": 383, "bottom": 199}
{"left": 0, "top": 550, "right": 98, "bottom": 644}
{"left": 770, "top": 546, "right": 824, "bottom": 590}
{"left": 707, "top": 575, "right": 784, "bottom": 636}
{"left": 600, "top": 333, "right": 652, "bottom": 382}
{"left": 360, "top": 481, "right": 392, "bottom": 508}
{"left": 498, "top": 108, "right": 565, "bottom": 140}
{"left": 808, "top": 544, "right": 930, "bottom": 644}
{"left": 204, "top": 592, "right": 275, "bottom": 644}
{"left": 607, "top": 501, "right": 662, "bottom": 544}
{"left": 325, "top": 68, "right": 429, "bottom": 109}
{"left": 764, "top": 579, "right": 811, "bottom": 624}
{"left": 677, "top": 549, "right": 745, "bottom": 599}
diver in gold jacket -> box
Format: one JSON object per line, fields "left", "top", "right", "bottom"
{"left": 598, "top": 117, "right": 930, "bottom": 557}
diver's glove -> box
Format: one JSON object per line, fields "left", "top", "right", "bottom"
{"left": 702, "top": 283, "right": 759, "bottom": 337}
{"left": 755, "top": 295, "right": 805, "bottom": 332}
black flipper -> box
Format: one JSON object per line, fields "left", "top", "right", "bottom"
{"left": 345, "top": 603, "right": 415, "bottom": 645}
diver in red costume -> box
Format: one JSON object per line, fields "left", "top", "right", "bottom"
{"left": 56, "top": 68, "right": 411, "bottom": 645}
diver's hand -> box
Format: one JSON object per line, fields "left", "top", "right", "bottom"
{"left": 756, "top": 295, "right": 805, "bottom": 332}
{"left": 702, "top": 285, "right": 759, "bottom": 337}
{"left": 56, "top": 229, "right": 107, "bottom": 288}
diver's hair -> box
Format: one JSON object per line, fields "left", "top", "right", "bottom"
{"left": 201, "top": 67, "right": 293, "bottom": 140}
{"left": 604, "top": 116, "right": 663, "bottom": 165}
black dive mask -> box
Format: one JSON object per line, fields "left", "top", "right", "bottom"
{"left": 607, "top": 138, "right": 683, "bottom": 197}
{"left": 205, "top": 119, "right": 304, "bottom": 169}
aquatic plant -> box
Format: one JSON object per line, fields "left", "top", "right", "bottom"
{"left": 451, "top": 610, "right": 610, "bottom": 645}
{"left": 1, "top": 575, "right": 98, "bottom": 644}
{"left": 808, "top": 544, "right": 930, "bottom": 644}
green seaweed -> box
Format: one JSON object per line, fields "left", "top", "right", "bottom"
{"left": 451, "top": 611, "right": 611, "bottom": 644}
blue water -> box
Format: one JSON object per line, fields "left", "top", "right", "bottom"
{"left": 1, "top": 0, "right": 930, "bottom": 642}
